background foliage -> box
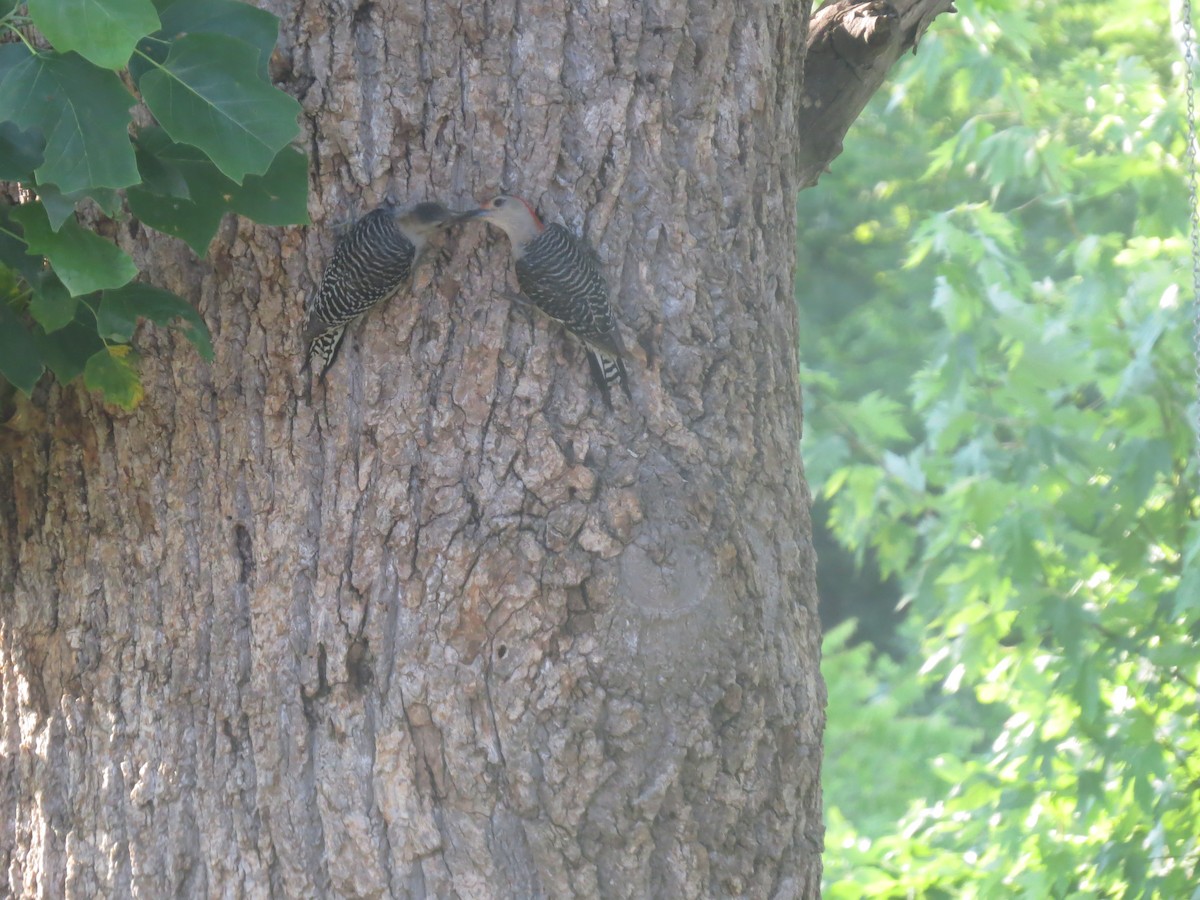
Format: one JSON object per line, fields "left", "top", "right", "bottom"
{"left": 804, "top": 0, "right": 1200, "bottom": 896}
{"left": 0, "top": 0, "right": 306, "bottom": 413}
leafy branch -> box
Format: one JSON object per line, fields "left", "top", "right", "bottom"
{"left": 0, "top": 0, "right": 308, "bottom": 413}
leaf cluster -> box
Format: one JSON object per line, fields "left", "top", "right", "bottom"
{"left": 804, "top": 0, "right": 1200, "bottom": 895}
{"left": 0, "top": 0, "right": 307, "bottom": 412}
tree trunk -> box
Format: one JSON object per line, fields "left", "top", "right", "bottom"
{"left": 1, "top": 0, "right": 948, "bottom": 895}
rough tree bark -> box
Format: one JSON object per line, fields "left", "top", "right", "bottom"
{"left": 1, "top": 0, "right": 950, "bottom": 896}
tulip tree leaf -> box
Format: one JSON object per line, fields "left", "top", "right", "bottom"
{"left": 28, "top": 275, "right": 78, "bottom": 333}
{"left": 83, "top": 344, "right": 143, "bottom": 409}
{"left": 11, "top": 202, "right": 137, "bottom": 297}
{"left": 33, "top": 318, "right": 105, "bottom": 384}
{"left": 0, "top": 45, "right": 139, "bottom": 193}
{"left": 0, "top": 122, "right": 44, "bottom": 180}
{"left": 153, "top": 0, "right": 278, "bottom": 79}
{"left": 0, "top": 299, "right": 45, "bottom": 395}
{"left": 27, "top": 0, "right": 160, "bottom": 71}
{"left": 138, "top": 33, "right": 300, "bottom": 183}
{"left": 37, "top": 183, "right": 121, "bottom": 231}
{"left": 129, "top": 128, "right": 307, "bottom": 253}
{"left": 99, "top": 282, "right": 213, "bottom": 360}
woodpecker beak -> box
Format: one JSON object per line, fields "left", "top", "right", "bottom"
{"left": 458, "top": 207, "right": 489, "bottom": 220}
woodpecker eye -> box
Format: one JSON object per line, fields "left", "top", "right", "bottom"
{"left": 493, "top": 197, "right": 506, "bottom": 208}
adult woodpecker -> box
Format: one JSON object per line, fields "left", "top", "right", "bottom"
{"left": 302, "top": 201, "right": 455, "bottom": 381}
{"left": 467, "top": 195, "right": 630, "bottom": 407}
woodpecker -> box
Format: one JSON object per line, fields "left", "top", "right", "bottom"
{"left": 302, "top": 201, "right": 455, "bottom": 380}
{"left": 467, "top": 195, "right": 630, "bottom": 407}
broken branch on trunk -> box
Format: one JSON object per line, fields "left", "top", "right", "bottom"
{"left": 798, "top": 0, "right": 957, "bottom": 188}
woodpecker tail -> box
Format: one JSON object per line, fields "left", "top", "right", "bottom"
{"left": 302, "top": 323, "right": 349, "bottom": 384}
{"left": 586, "top": 348, "right": 630, "bottom": 409}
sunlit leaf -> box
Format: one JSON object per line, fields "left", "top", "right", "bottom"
{"left": 807, "top": 5, "right": 1198, "bottom": 897}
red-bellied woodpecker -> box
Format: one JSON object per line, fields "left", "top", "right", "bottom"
{"left": 467, "top": 195, "right": 631, "bottom": 407}
{"left": 302, "top": 201, "right": 455, "bottom": 380}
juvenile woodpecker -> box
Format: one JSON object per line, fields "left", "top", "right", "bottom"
{"left": 302, "top": 201, "right": 455, "bottom": 380}
{"left": 467, "top": 195, "right": 630, "bottom": 407}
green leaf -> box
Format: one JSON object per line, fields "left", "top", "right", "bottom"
{"left": 28, "top": 275, "right": 78, "bottom": 333}
{"left": 0, "top": 46, "right": 139, "bottom": 193}
{"left": 126, "top": 130, "right": 225, "bottom": 252}
{"left": 228, "top": 147, "right": 310, "bottom": 225}
{"left": 128, "top": 128, "right": 307, "bottom": 252}
{"left": 139, "top": 33, "right": 301, "bottom": 183}
{"left": 99, "top": 282, "right": 213, "bottom": 360}
{"left": 803, "top": 5, "right": 1200, "bottom": 897}
{"left": 83, "top": 345, "right": 143, "bottom": 409}
{"left": 0, "top": 122, "right": 45, "bottom": 180}
{"left": 126, "top": 186, "right": 226, "bottom": 256}
{"left": 154, "top": 0, "right": 279, "bottom": 80}
{"left": 133, "top": 145, "right": 190, "bottom": 199}
{"left": 37, "top": 183, "right": 121, "bottom": 231}
{"left": 32, "top": 318, "right": 105, "bottom": 383}
{"left": 11, "top": 202, "right": 137, "bottom": 297}
{"left": 27, "top": 0, "right": 160, "bottom": 70}
{"left": 0, "top": 1, "right": 17, "bottom": 18}
{"left": 0, "top": 262, "right": 18, "bottom": 300}
{"left": 0, "top": 211, "right": 43, "bottom": 285}
{"left": 1175, "top": 525, "right": 1200, "bottom": 616}
{"left": 882, "top": 449, "right": 926, "bottom": 492}
{"left": 39, "top": 187, "right": 84, "bottom": 232}
{"left": 0, "top": 300, "right": 46, "bottom": 394}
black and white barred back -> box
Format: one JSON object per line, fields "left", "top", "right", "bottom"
{"left": 514, "top": 224, "right": 630, "bottom": 406}
{"left": 302, "top": 208, "right": 418, "bottom": 378}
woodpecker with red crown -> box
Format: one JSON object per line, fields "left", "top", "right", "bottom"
{"left": 467, "top": 195, "right": 631, "bottom": 408}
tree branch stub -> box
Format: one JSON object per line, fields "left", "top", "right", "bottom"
{"left": 798, "top": 0, "right": 957, "bottom": 188}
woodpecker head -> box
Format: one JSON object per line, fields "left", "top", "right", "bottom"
{"left": 466, "top": 195, "right": 545, "bottom": 253}
{"left": 394, "top": 201, "right": 456, "bottom": 234}
{"left": 385, "top": 201, "right": 457, "bottom": 253}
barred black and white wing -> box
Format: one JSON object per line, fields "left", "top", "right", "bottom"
{"left": 514, "top": 224, "right": 630, "bottom": 406}
{"left": 302, "top": 207, "right": 417, "bottom": 379}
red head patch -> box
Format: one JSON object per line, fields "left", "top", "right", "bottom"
{"left": 484, "top": 195, "right": 545, "bottom": 233}
{"left": 516, "top": 196, "right": 543, "bottom": 230}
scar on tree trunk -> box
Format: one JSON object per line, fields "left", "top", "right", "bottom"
{"left": 798, "top": 0, "right": 958, "bottom": 188}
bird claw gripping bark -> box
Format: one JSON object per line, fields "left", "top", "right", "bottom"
{"left": 465, "top": 195, "right": 631, "bottom": 408}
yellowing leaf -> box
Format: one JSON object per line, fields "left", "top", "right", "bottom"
{"left": 83, "top": 345, "right": 143, "bottom": 409}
